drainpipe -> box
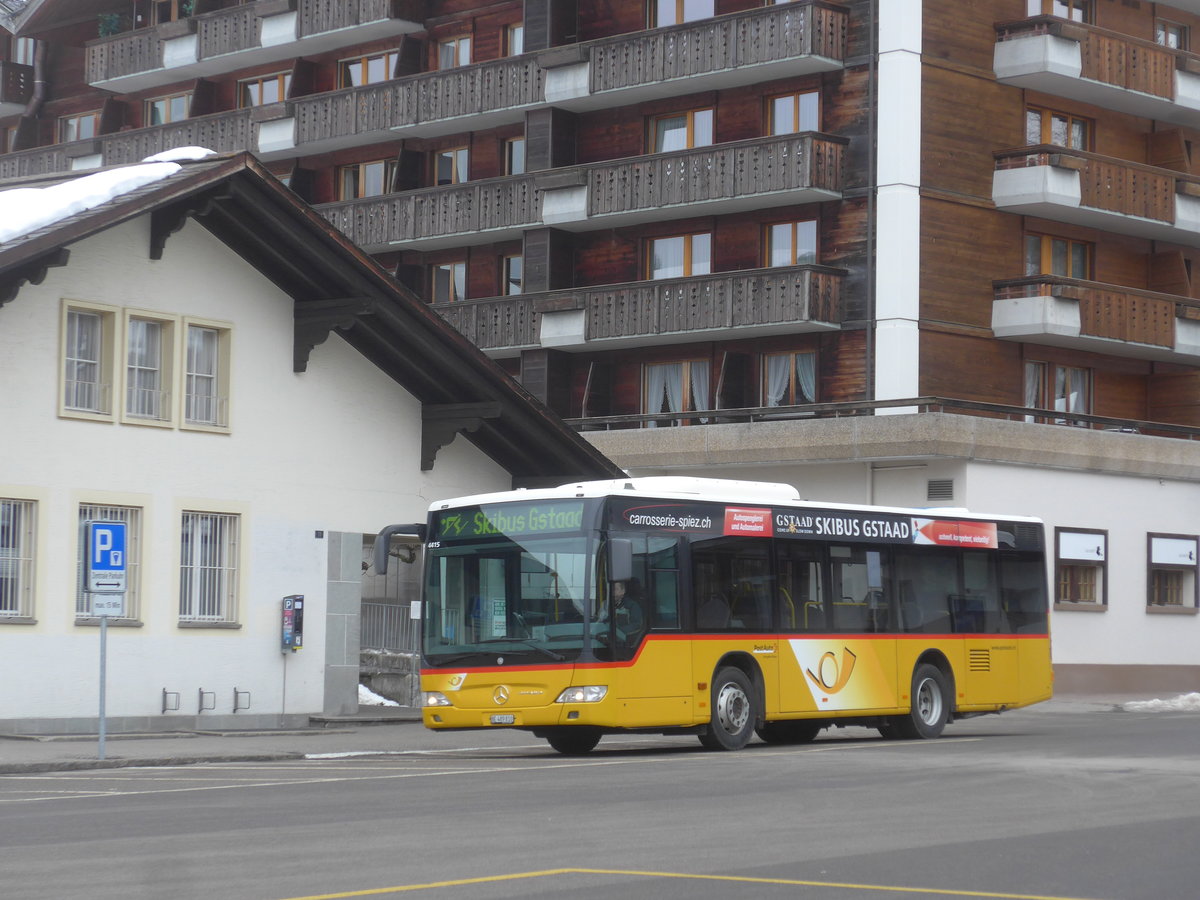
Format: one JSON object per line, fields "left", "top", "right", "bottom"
{"left": 20, "top": 38, "right": 46, "bottom": 127}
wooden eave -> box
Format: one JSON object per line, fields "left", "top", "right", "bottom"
{"left": 0, "top": 152, "right": 622, "bottom": 482}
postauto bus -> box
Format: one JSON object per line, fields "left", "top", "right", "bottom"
{"left": 374, "top": 477, "right": 1051, "bottom": 754}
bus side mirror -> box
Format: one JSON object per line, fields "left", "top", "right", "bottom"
{"left": 608, "top": 539, "right": 633, "bottom": 583}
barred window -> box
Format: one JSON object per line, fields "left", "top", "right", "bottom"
{"left": 180, "top": 512, "right": 240, "bottom": 623}
{"left": 0, "top": 499, "right": 36, "bottom": 619}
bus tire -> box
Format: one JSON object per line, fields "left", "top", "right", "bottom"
{"left": 891, "top": 663, "right": 950, "bottom": 739}
{"left": 699, "top": 667, "right": 757, "bottom": 751}
{"left": 545, "top": 727, "right": 602, "bottom": 755}
{"left": 755, "top": 720, "right": 823, "bottom": 745}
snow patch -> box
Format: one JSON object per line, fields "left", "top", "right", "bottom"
{"left": 142, "top": 146, "right": 218, "bottom": 163}
{"left": 1122, "top": 692, "right": 1200, "bottom": 712}
{"left": 358, "top": 684, "right": 400, "bottom": 707}
{"left": 0, "top": 161, "right": 182, "bottom": 244}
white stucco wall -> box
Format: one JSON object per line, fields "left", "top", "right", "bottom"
{"left": 0, "top": 216, "right": 511, "bottom": 726}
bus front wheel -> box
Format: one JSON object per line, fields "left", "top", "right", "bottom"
{"left": 699, "top": 667, "right": 757, "bottom": 751}
{"left": 885, "top": 663, "right": 950, "bottom": 740}
{"left": 545, "top": 727, "right": 602, "bottom": 755}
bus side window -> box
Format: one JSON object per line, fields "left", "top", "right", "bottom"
{"left": 641, "top": 536, "right": 680, "bottom": 629}
{"left": 777, "top": 542, "right": 825, "bottom": 632}
{"left": 960, "top": 551, "right": 1003, "bottom": 633}
{"left": 999, "top": 553, "right": 1049, "bottom": 633}
{"left": 830, "top": 547, "right": 892, "bottom": 633}
{"left": 692, "top": 538, "right": 772, "bottom": 631}
{"left": 894, "top": 549, "right": 954, "bottom": 633}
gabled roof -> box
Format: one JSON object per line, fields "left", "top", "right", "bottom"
{"left": 0, "top": 151, "right": 623, "bottom": 484}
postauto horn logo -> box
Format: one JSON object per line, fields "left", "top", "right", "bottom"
{"left": 805, "top": 647, "right": 857, "bottom": 694}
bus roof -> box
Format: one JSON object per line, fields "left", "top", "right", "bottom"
{"left": 429, "top": 477, "right": 1043, "bottom": 525}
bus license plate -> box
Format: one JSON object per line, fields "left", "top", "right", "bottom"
{"left": 490, "top": 714, "right": 515, "bottom": 725}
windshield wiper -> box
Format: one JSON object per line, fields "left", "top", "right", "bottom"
{"left": 475, "top": 638, "right": 566, "bottom": 661}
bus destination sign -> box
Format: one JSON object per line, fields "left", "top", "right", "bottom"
{"left": 435, "top": 501, "right": 585, "bottom": 541}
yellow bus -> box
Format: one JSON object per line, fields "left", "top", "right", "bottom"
{"left": 376, "top": 477, "right": 1051, "bottom": 754}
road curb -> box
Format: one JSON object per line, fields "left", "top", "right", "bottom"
{"left": 0, "top": 751, "right": 305, "bottom": 776}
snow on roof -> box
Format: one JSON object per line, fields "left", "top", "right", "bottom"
{"left": 0, "top": 147, "right": 217, "bottom": 245}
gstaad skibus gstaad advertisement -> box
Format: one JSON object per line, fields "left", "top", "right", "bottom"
{"left": 412, "top": 478, "right": 1051, "bottom": 755}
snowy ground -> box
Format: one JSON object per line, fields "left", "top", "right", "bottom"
{"left": 1122, "top": 693, "right": 1200, "bottom": 712}
{"left": 358, "top": 684, "right": 399, "bottom": 707}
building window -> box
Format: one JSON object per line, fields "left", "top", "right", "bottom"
{"left": 179, "top": 511, "right": 240, "bottom": 624}
{"left": 239, "top": 72, "right": 291, "bottom": 108}
{"left": 1025, "top": 361, "right": 1091, "bottom": 423}
{"left": 0, "top": 499, "right": 35, "bottom": 620}
{"left": 125, "top": 313, "right": 174, "bottom": 423}
{"left": 339, "top": 51, "right": 397, "bottom": 88}
{"left": 338, "top": 159, "right": 396, "bottom": 200}
{"left": 763, "top": 351, "right": 817, "bottom": 406}
{"left": 63, "top": 305, "right": 116, "bottom": 416}
{"left": 648, "top": 233, "right": 711, "bottom": 280}
{"left": 184, "top": 321, "right": 230, "bottom": 428}
{"left": 644, "top": 359, "right": 711, "bottom": 425}
{"left": 1148, "top": 534, "right": 1198, "bottom": 610}
{"left": 766, "top": 220, "right": 817, "bottom": 266}
{"left": 1055, "top": 528, "right": 1107, "bottom": 608}
{"left": 432, "top": 261, "right": 467, "bottom": 302}
{"left": 58, "top": 112, "right": 100, "bottom": 143}
{"left": 1024, "top": 233, "right": 1090, "bottom": 279}
{"left": 505, "top": 137, "right": 526, "bottom": 175}
{"left": 438, "top": 36, "right": 472, "bottom": 69}
{"left": 651, "top": 108, "right": 714, "bottom": 152}
{"left": 503, "top": 255, "right": 523, "bottom": 295}
{"left": 77, "top": 504, "right": 141, "bottom": 621}
{"left": 434, "top": 147, "right": 468, "bottom": 185}
{"left": 146, "top": 92, "right": 191, "bottom": 126}
{"left": 1025, "top": 106, "right": 1091, "bottom": 149}
{"left": 769, "top": 91, "right": 819, "bottom": 135}
{"left": 1027, "top": 0, "right": 1093, "bottom": 23}
{"left": 152, "top": 0, "right": 188, "bottom": 24}
{"left": 651, "top": 0, "right": 715, "bottom": 26}
{"left": 1157, "top": 20, "right": 1188, "bottom": 50}
{"left": 506, "top": 23, "right": 525, "bottom": 56}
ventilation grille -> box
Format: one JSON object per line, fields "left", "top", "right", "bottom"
{"left": 968, "top": 649, "right": 991, "bottom": 672}
{"left": 926, "top": 479, "right": 954, "bottom": 502}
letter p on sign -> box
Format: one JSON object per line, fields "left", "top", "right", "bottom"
{"left": 86, "top": 521, "right": 127, "bottom": 594}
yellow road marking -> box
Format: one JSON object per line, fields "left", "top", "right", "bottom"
{"left": 277, "top": 867, "right": 1107, "bottom": 900}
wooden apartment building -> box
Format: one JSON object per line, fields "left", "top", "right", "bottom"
{"left": 2, "top": 0, "right": 1199, "bottom": 690}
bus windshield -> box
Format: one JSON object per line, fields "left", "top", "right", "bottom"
{"left": 424, "top": 501, "right": 602, "bottom": 665}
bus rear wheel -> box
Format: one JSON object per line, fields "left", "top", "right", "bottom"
{"left": 545, "top": 727, "right": 602, "bottom": 755}
{"left": 699, "top": 667, "right": 757, "bottom": 751}
{"left": 886, "top": 663, "right": 950, "bottom": 740}
{"left": 755, "top": 720, "right": 823, "bottom": 745}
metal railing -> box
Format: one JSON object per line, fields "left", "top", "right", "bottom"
{"left": 566, "top": 396, "right": 1200, "bottom": 440}
{"left": 361, "top": 601, "right": 419, "bottom": 652}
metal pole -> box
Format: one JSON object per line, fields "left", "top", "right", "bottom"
{"left": 98, "top": 615, "right": 108, "bottom": 760}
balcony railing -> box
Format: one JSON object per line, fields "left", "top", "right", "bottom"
{"left": 586, "top": 1, "right": 847, "bottom": 93}
{"left": 566, "top": 396, "right": 1200, "bottom": 439}
{"left": 994, "top": 16, "right": 1200, "bottom": 125}
{"left": 291, "top": 56, "right": 546, "bottom": 151}
{"left": 85, "top": 0, "right": 423, "bottom": 88}
{"left": 992, "top": 146, "right": 1200, "bottom": 244}
{"left": 316, "top": 134, "right": 844, "bottom": 251}
{"left": 993, "top": 275, "right": 1200, "bottom": 362}
{"left": 432, "top": 265, "right": 845, "bottom": 353}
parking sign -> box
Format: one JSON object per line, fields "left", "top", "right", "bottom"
{"left": 86, "top": 521, "right": 127, "bottom": 595}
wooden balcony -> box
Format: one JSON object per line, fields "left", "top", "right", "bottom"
{"left": 0, "top": 61, "right": 33, "bottom": 117}
{"left": 994, "top": 17, "right": 1200, "bottom": 127}
{"left": 992, "top": 276, "right": 1200, "bottom": 364}
{"left": 316, "top": 134, "right": 845, "bottom": 252}
{"left": 579, "top": 1, "right": 846, "bottom": 101}
{"left": 433, "top": 266, "right": 845, "bottom": 356}
{"left": 85, "top": 0, "right": 423, "bottom": 92}
{"left": 993, "top": 146, "right": 1200, "bottom": 246}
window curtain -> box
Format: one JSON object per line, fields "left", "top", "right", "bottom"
{"left": 691, "top": 360, "right": 711, "bottom": 422}
{"left": 795, "top": 353, "right": 816, "bottom": 403}
{"left": 186, "top": 327, "right": 218, "bottom": 424}
{"left": 765, "top": 355, "right": 790, "bottom": 406}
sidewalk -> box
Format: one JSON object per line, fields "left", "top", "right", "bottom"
{"left": 0, "top": 694, "right": 1168, "bottom": 776}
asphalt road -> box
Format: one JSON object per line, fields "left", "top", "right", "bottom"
{"left": 1, "top": 705, "right": 1198, "bottom": 900}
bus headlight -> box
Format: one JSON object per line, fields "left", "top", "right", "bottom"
{"left": 424, "top": 691, "right": 452, "bottom": 707}
{"left": 555, "top": 685, "right": 608, "bottom": 704}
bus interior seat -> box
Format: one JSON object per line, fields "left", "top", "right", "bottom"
{"left": 697, "top": 593, "right": 731, "bottom": 629}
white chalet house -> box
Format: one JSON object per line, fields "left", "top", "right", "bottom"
{"left": 0, "top": 152, "right": 620, "bottom": 734}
